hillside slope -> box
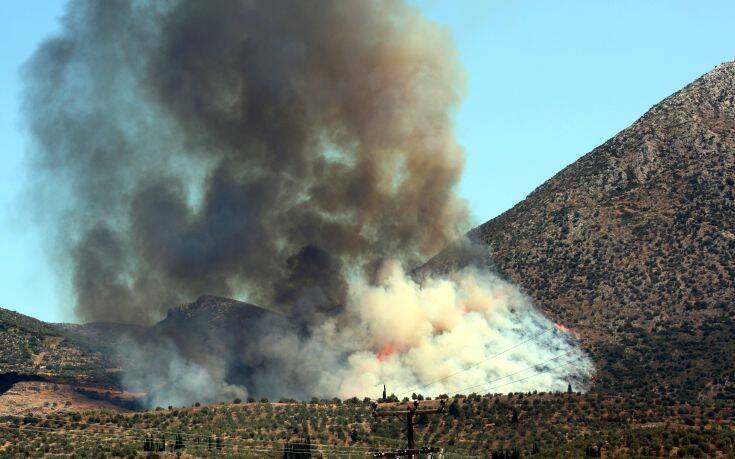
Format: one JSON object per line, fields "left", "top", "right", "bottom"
{"left": 1, "top": 295, "right": 280, "bottom": 400}
{"left": 426, "top": 61, "right": 735, "bottom": 398}
{"left": 0, "top": 307, "right": 114, "bottom": 387}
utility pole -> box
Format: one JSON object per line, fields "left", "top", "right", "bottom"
{"left": 372, "top": 400, "right": 446, "bottom": 458}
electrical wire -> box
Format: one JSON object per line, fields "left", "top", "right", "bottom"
{"left": 443, "top": 347, "right": 583, "bottom": 395}
{"left": 0, "top": 414, "right": 377, "bottom": 456}
{"left": 0, "top": 408, "right": 378, "bottom": 452}
{"left": 0, "top": 348, "right": 583, "bottom": 458}
{"left": 448, "top": 352, "right": 588, "bottom": 398}
{"left": 394, "top": 326, "right": 559, "bottom": 397}
{"left": 0, "top": 423, "right": 369, "bottom": 457}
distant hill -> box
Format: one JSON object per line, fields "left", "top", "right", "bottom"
{"left": 1, "top": 295, "right": 278, "bottom": 397}
{"left": 156, "top": 294, "right": 277, "bottom": 339}
{"left": 58, "top": 295, "right": 276, "bottom": 364}
{"left": 424, "top": 61, "right": 735, "bottom": 399}
{"left": 137, "top": 295, "right": 283, "bottom": 391}
{"left": 0, "top": 307, "right": 113, "bottom": 388}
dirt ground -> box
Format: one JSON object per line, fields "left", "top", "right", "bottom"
{"left": 0, "top": 381, "right": 125, "bottom": 416}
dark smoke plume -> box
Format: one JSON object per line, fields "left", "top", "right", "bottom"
{"left": 22, "top": 1, "right": 597, "bottom": 405}
{"left": 24, "top": 0, "right": 468, "bottom": 324}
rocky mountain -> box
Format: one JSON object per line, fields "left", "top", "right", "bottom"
{"left": 425, "top": 61, "right": 735, "bottom": 399}
{"left": 136, "top": 295, "right": 283, "bottom": 383}
{"left": 156, "top": 295, "right": 277, "bottom": 336}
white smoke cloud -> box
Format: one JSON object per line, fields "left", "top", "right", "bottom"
{"left": 119, "top": 339, "right": 247, "bottom": 408}
{"left": 287, "top": 260, "right": 594, "bottom": 400}
{"left": 119, "top": 260, "right": 593, "bottom": 407}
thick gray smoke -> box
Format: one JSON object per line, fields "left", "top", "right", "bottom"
{"left": 24, "top": 0, "right": 467, "bottom": 324}
{"left": 24, "top": 0, "right": 595, "bottom": 405}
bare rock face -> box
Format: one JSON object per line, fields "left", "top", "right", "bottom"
{"left": 425, "top": 62, "right": 735, "bottom": 398}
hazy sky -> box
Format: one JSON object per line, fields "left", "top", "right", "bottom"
{"left": 1, "top": 1, "right": 734, "bottom": 322}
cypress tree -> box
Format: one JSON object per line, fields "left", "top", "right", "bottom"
{"left": 174, "top": 432, "right": 184, "bottom": 450}
{"left": 142, "top": 434, "right": 153, "bottom": 451}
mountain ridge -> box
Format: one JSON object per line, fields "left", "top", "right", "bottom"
{"left": 423, "top": 60, "right": 735, "bottom": 398}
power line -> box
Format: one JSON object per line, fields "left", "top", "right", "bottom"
{"left": 0, "top": 408, "right": 378, "bottom": 452}
{"left": 447, "top": 354, "right": 585, "bottom": 396}
{"left": 371, "top": 400, "right": 446, "bottom": 457}
{"left": 0, "top": 349, "right": 582, "bottom": 458}
{"left": 0, "top": 324, "right": 591, "bottom": 457}
{"left": 0, "top": 412, "right": 376, "bottom": 455}
{"left": 0, "top": 423, "right": 369, "bottom": 457}
{"left": 0, "top": 404, "right": 486, "bottom": 457}
{"left": 393, "top": 326, "right": 564, "bottom": 397}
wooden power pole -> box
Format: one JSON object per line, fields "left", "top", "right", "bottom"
{"left": 372, "top": 400, "right": 446, "bottom": 458}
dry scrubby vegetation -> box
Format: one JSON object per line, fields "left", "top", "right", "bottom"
{"left": 0, "top": 308, "right": 114, "bottom": 386}
{"left": 1, "top": 392, "right": 734, "bottom": 457}
{"left": 0, "top": 296, "right": 277, "bottom": 395}
{"left": 424, "top": 61, "right": 735, "bottom": 399}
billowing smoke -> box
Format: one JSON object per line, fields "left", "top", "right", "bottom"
{"left": 116, "top": 260, "right": 593, "bottom": 405}
{"left": 23, "top": 0, "right": 594, "bottom": 404}
{"left": 270, "top": 261, "right": 593, "bottom": 399}
{"left": 120, "top": 339, "right": 247, "bottom": 408}
{"left": 24, "top": 0, "right": 467, "bottom": 323}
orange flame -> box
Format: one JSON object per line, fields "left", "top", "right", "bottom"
{"left": 377, "top": 342, "right": 395, "bottom": 362}
{"left": 554, "top": 322, "right": 579, "bottom": 338}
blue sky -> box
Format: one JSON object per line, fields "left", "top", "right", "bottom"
{"left": 1, "top": 1, "right": 734, "bottom": 322}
